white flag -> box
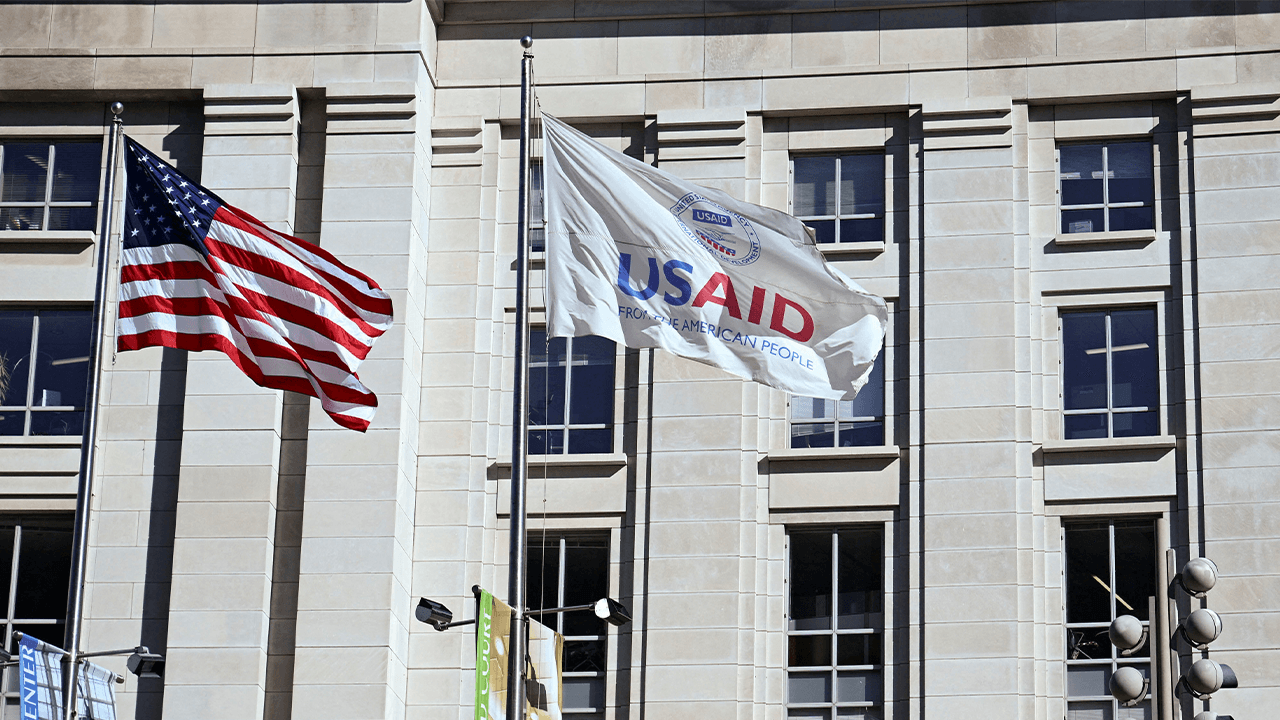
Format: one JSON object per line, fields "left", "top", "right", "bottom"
{"left": 542, "top": 113, "right": 887, "bottom": 400}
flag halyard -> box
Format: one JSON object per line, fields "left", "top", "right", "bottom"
{"left": 117, "top": 137, "right": 393, "bottom": 431}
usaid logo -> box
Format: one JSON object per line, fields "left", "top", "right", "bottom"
{"left": 671, "top": 193, "right": 761, "bottom": 266}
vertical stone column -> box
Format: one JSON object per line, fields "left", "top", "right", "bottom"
{"left": 162, "top": 85, "right": 299, "bottom": 720}
{"left": 917, "top": 97, "right": 1034, "bottom": 717}
{"left": 289, "top": 80, "right": 426, "bottom": 720}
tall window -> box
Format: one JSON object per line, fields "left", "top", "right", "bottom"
{"left": 1059, "top": 141, "right": 1153, "bottom": 235}
{"left": 1061, "top": 308, "right": 1158, "bottom": 440}
{"left": 1064, "top": 519, "right": 1155, "bottom": 720}
{"left": 787, "top": 528, "right": 883, "bottom": 719}
{"left": 0, "top": 309, "right": 92, "bottom": 437}
{"left": 791, "top": 352, "right": 885, "bottom": 448}
{"left": 529, "top": 331, "right": 615, "bottom": 455}
{"left": 529, "top": 534, "right": 610, "bottom": 720}
{"left": 792, "top": 155, "right": 884, "bottom": 244}
{"left": 0, "top": 515, "right": 74, "bottom": 706}
{"left": 529, "top": 159, "right": 546, "bottom": 252}
{"left": 0, "top": 141, "right": 101, "bottom": 231}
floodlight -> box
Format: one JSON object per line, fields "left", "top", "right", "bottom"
{"left": 416, "top": 597, "right": 454, "bottom": 631}
{"left": 593, "top": 598, "right": 632, "bottom": 627}
{"left": 1181, "top": 608, "right": 1224, "bottom": 648}
{"left": 1109, "top": 666, "right": 1148, "bottom": 706}
{"left": 1184, "top": 658, "right": 1238, "bottom": 698}
{"left": 1108, "top": 615, "right": 1147, "bottom": 655}
{"left": 1180, "top": 557, "right": 1219, "bottom": 597}
{"left": 126, "top": 649, "right": 165, "bottom": 678}
{"left": 1193, "top": 712, "right": 1235, "bottom": 720}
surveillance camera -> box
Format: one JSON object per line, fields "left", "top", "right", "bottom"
{"left": 1182, "top": 608, "right": 1223, "bottom": 648}
{"left": 1180, "top": 557, "right": 1219, "bottom": 597}
{"left": 1109, "top": 666, "right": 1148, "bottom": 705}
{"left": 415, "top": 598, "right": 454, "bottom": 631}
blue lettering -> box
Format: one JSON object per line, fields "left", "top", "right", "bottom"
{"left": 662, "top": 259, "right": 694, "bottom": 306}
{"left": 692, "top": 208, "right": 732, "bottom": 227}
{"left": 617, "top": 253, "right": 660, "bottom": 300}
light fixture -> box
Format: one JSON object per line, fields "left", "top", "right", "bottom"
{"left": 126, "top": 649, "right": 165, "bottom": 678}
{"left": 593, "top": 598, "right": 632, "bottom": 627}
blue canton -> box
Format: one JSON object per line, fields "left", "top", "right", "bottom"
{"left": 123, "top": 137, "right": 222, "bottom": 255}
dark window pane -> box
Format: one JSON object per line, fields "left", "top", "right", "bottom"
{"left": 837, "top": 530, "right": 882, "bottom": 629}
{"left": 1060, "top": 145, "right": 1105, "bottom": 206}
{"left": 1062, "top": 208, "right": 1104, "bottom": 235}
{"left": 840, "top": 155, "right": 883, "bottom": 216}
{"left": 788, "top": 710, "right": 831, "bottom": 720}
{"left": 794, "top": 157, "right": 836, "bottom": 217}
{"left": 1067, "top": 665, "right": 1110, "bottom": 697}
{"left": 1065, "top": 525, "right": 1111, "bottom": 625}
{"left": 836, "top": 633, "right": 881, "bottom": 666}
{"left": 1063, "top": 312, "right": 1107, "bottom": 410}
{"left": 836, "top": 670, "right": 880, "bottom": 704}
{"left": 1106, "top": 143, "right": 1153, "bottom": 205}
{"left": 529, "top": 160, "right": 545, "bottom": 227}
{"left": 788, "top": 672, "right": 832, "bottom": 703}
{"left": 1065, "top": 414, "right": 1108, "bottom": 440}
{"left": 567, "top": 428, "right": 611, "bottom": 454}
{"left": 28, "top": 411, "right": 82, "bottom": 437}
{"left": 0, "top": 207, "right": 43, "bottom": 231}
{"left": 562, "top": 539, "right": 608, "bottom": 636}
{"left": 14, "top": 521, "right": 73, "bottom": 620}
{"left": 1112, "top": 523, "right": 1154, "bottom": 622}
{"left": 13, "top": 623, "right": 64, "bottom": 648}
{"left": 49, "top": 143, "right": 101, "bottom": 203}
{"left": 0, "top": 526, "right": 13, "bottom": 615}
{"left": 1113, "top": 411, "right": 1158, "bottom": 438}
{"left": 791, "top": 423, "right": 835, "bottom": 448}
{"left": 529, "top": 227, "right": 545, "bottom": 253}
{"left": 838, "top": 421, "right": 883, "bottom": 448}
{"left": 1109, "top": 206, "right": 1153, "bottom": 232}
{"left": 808, "top": 219, "right": 835, "bottom": 244}
{"left": 846, "top": 353, "right": 884, "bottom": 418}
{"left": 529, "top": 365, "right": 565, "bottom": 426}
{"left": 33, "top": 311, "right": 92, "bottom": 409}
{"left": 527, "top": 542, "right": 558, "bottom": 614}
{"left": 0, "top": 311, "right": 35, "bottom": 407}
{"left": 528, "top": 428, "right": 563, "bottom": 454}
{"left": 567, "top": 336, "right": 615, "bottom": 425}
{"left": 564, "top": 637, "right": 605, "bottom": 673}
{"left": 562, "top": 675, "right": 604, "bottom": 712}
{"left": 790, "top": 532, "right": 832, "bottom": 631}
{"left": 1110, "top": 309, "right": 1158, "bottom": 409}
{"left": 0, "top": 412, "right": 24, "bottom": 436}
{"left": 788, "top": 634, "right": 832, "bottom": 667}
{"left": 839, "top": 217, "right": 882, "bottom": 243}
{"left": 1, "top": 144, "right": 50, "bottom": 203}
{"left": 45, "top": 206, "right": 97, "bottom": 232}
{"left": 793, "top": 396, "right": 832, "bottom": 422}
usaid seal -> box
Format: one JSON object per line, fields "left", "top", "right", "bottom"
{"left": 670, "top": 193, "right": 761, "bottom": 266}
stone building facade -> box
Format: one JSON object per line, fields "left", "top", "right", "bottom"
{"left": 0, "top": 1, "right": 1277, "bottom": 719}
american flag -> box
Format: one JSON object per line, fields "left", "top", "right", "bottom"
{"left": 117, "top": 137, "right": 393, "bottom": 432}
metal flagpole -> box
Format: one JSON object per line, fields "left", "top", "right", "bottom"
{"left": 506, "top": 36, "right": 535, "bottom": 720}
{"left": 62, "top": 101, "right": 124, "bottom": 720}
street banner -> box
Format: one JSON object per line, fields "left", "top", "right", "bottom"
{"left": 18, "top": 634, "right": 118, "bottom": 720}
{"left": 474, "top": 589, "right": 563, "bottom": 720}
{"left": 542, "top": 113, "right": 887, "bottom": 400}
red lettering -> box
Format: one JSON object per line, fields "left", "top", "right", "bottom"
{"left": 692, "top": 273, "right": 742, "bottom": 319}
{"left": 770, "top": 295, "right": 814, "bottom": 342}
{"left": 748, "top": 286, "right": 766, "bottom": 325}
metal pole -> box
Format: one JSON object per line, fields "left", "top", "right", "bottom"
{"left": 1155, "top": 517, "right": 1174, "bottom": 720}
{"left": 506, "top": 36, "right": 534, "bottom": 720}
{"left": 61, "top": 101, "right": 123, "bottom": 720}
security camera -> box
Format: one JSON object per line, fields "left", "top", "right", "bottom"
{"left": 415, "top": 597, "right": 454, "bottom": 631}
{"left": 1181, "top": 608, "right": 1224, "bottom": 649}
{"left": 1109, "top": 666, "right": 1148, "bottom": 706}
{"left": 1180, "top": 557, "right": 1219, "bottom": 597}
{"left": 1184, "top": 658, "right": 1238, "bottom": 698}
{"left": 593, "top": 597, "right": 632, "bottom": 627}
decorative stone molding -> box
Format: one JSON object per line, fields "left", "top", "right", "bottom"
{"left": 431, "top": 115, "right": 484, "bottom": 166}
{"left": 1190, "top": 82, "right": 1280, "bottom": 137}
{"left": 921, "top": 96, "right": 1013, "bottom": 150}
{"left": 655, "top": 106, "right": 747, "bottom": 162}
{"left": 325, "top": 81, "right": 418, "bottom": 135}
{"left": 203, "top": 83, "right": 298, "bottom": 136}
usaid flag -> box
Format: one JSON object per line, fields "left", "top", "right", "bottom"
{"left": 542, "top": 114, "right": 887, "bottom": 400}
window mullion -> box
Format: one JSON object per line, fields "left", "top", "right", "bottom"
{"left": 830, "top": 531, "right": 839, "bottom": 711}
{"left": 832, "top": 157, "right": 841, "bottom": 243}
{"left": 557, "top": 536, "right": 567, "bottom": 635}
{"left": 560, "top": 337, "right": 573, "bottom": 454}
{"left": 1104, "top": 312, "right": 1114, "bottom": 438}
{"left": 42, "top": 145, "right": 56, "bottom": 231}
{"left": 23, "top": 314, "right": 39, "bottom": 436}
{"left": 1101, "top": 144, "right": 1110, "bottom": 232}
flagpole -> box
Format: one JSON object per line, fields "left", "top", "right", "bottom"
{"left": 62, "top": 101, "right": 124, "bottom": 720}
{"left": 506, "top": 36, "right": 535, "bottom": 720}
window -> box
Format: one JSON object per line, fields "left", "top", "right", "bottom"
{"left": 0, "top": 141, "right": 101, "bottom": 231}
{"left": 529, "top": 534, "right": 610, "bottom": 719}
{"left": 787, "top": 528, "right": 883, "bottom": 719}
{"left": 0, "top": 516, "right": 74, "bottom": 700}
{"left": 791, "top": 352, "right": 885, "bottom": 448}
{"left": 529, "top": 159, "right": 546, "bottom": 252}
{"left": 1061, "top": 308, "right": 1158, "bottom": 440}
{"left": 1064, "top": 519, "right": 1155, "bottom": 720}
{"left": 0, "top": 309, "right": 92, "bottom": 437}
{"left": 529, "top": 331, "right": 615, "bottom": 455}
{"left": 792, "top": 154, "right": 884, "bottom": 244}
{"left": 1058, "top": 141, "right": 1153, "bottom": 235}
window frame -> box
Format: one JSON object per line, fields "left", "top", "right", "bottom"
{"left": 1057, "top": 305, "right": 1162, "bottom": 441}
{"left": 0, "top": 515, "right": 75, "bottom": 706}
{"left": 785, "top": 525, "right": 887, "bottom": 719}
{"left": 526, "top": 330, "right": 621, "bottom": 457}
{"left": 1062, "top": 517, "right": 1157, "bottom": 720}
{"left": 789, "top": 152, "right": 887, "bottom": 246}
{"left": 788, "top": 351, "right": 887, "bottom": 450}
{"left": 0, "top": 308, "right": 93, "bottom": 438}
{"left": 1055, "top": 138, "right": 1156, "bottom": 237}
{"left": 0, "top": 139, "right": 104, "bottom": 233}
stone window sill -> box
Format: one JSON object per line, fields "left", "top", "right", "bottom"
{"left": 494, "top": 452, "right": 627, "bottom": 469}
{"left": 768, "top": 445, "right": 901, "bottom": 461}
{"left": 1053, "top": 229, "right": 1157, "bottom": 247}
{"left": 0, "top": 230, "right": 96, "bottom": 246}
{"left": 817, "top": 240, "right": 886, "bottom": 256}
{"left": 1041, "top": 435, "right": 1177, "bottom": 454}
{"left": 0, "top": 436, "right": 83, "bottom": 446}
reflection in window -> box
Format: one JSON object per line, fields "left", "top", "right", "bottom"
{"left": 1059, "top": 141, "right": 1154, "bottom": 235}
{"left": 788, "top": 528, "right": 883, "bottom": 719}
{"left": 0, "top": 516, "right": 74, "bottom": 708}
{"left": 0, "top": 310, "right": 92, "bottom": 437}
{"left": 529, "top": 534, "right": 610, "bottom": 719}
{"left": 1061, "top": 308, "right": 1158, "bottom": 440}
{"left": 529, "top": 159, "right": 546, "bottom": 252}
{"left": 791, "top": 352, "right": 885, "bottom": 448}
{"left": 529, "top": 331, "right": 615, "bottom": 455}
{"left": 0, "top": 141, "right": 101, "bottom": 231}
{"left": 793, "top": 155, "right": 885, "bottom": 244}
{"left": 1064, "top": 520, "right": 1155, "bottom": 720}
